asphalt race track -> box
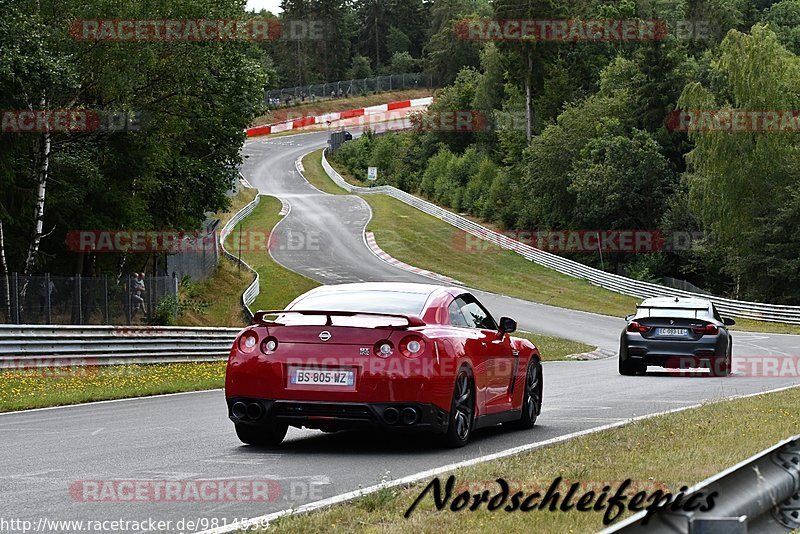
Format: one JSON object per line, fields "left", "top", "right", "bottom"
{"left": 4, "top": 130, "right": 800, "bottom": 532}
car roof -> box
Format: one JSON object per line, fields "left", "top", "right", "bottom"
{"left": 637, "top": 296, "right": 712, "bottom": 309}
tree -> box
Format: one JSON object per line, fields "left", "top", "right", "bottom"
{"left": 347, "top": 54, "right": 372, "bottom": 79}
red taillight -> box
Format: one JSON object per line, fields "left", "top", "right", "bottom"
{"left": 238, "top": 330, "right": 259, "bottom": 353}
{"left": 692, "top": 324, "right": 719, "bottom": 336}
{"left": 399, "top": 335, "right": 426, "bottom": 358}
{"left": 626, "top": 322, "right": 651, "bottom": 333}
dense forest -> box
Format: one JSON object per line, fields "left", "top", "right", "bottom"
{"left": 328, "top": 0, "right": 800, "bottom": 304}
{"left": 2, "top": 0, "right": 800, "bottom": 305}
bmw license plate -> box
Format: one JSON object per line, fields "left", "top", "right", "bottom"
{"left": 656, "top": 327, "right": 689, "bottom": 337}
{"left": 290, "top": 368, "right": 354, "bottom": 387}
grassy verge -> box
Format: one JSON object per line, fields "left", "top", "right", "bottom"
{"left": 302, "top": 150, "right": 348, "bottom": 195}
{"left": 515, "top": 332, "right": 595, "bottom": 361}
{"left": 364, "top": 195, "right": 638, "bottom": 317}
{"left": 230, "top": 196, "right": 320, "bottom": 311}
{"left": 263, "top": 386, "right": 800, "bottom": 533}
{"left": 729, "top": 317, "right": 800, "bottom": 335}
{"left": 252, "top": 89, "right": 434, "bottom": 127}
{"left": 0, "top": 362, "right": 225, "bottom": 412}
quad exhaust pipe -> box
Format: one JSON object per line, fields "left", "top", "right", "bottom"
{"left": 382, "top": 406, "right": 419, "bottom": 425}
{"left": 231, "top": 401, "right": 264, "bottom": 421}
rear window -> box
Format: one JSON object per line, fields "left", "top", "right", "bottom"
{"left": 291, "top": 290, "right": 430, "bottom": 316}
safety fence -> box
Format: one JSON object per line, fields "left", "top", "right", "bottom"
{"left": 321, "top": 149, "right": 800, "bottom": 324}
{"left": 265, "top": 73, "right": 437, "bottom": 106}
{"left": 0, "top": 273, "right": 177, "bottom": 326}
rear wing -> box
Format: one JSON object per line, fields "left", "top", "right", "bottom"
{"left": 635, "top": 305, "right": 710, "bottom": 319}
{"left": 253, "top": 310, "right": 426, "bottom": 328}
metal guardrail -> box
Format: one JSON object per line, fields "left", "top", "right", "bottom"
{"left": 322, "top": 149, "right": 800, "bottom": 324}
{"left": 605, "top": 434, "right": 800, "bottom": 533}
{"left": 219, "top": 193, "right": 262, "bottom": 321}
{"left": 0, "top": 324, "right": 239, "bottom": 367}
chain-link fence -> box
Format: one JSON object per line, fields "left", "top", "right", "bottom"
{"left": 165, "top": 220, "right": 220, "bottom": 282}
{"left": 0, "top": 273, "right": 178, "bottom": 325}
{"left": 265, "top": 73, "right": 438, "bottom": 106}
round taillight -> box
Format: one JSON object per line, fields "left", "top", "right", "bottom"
{"left": 400, "top": 335, "right": 426, "bottom": 358}
{"left": 261, "top": 337, "right": 278, "bottom": 354}
{"left": 238, "top": 331, "right": 259, "bottom": 353}
{"left": 375, "top": 340, "right": 394, "bottom": 358}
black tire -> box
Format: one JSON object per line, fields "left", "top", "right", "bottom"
{"left": 444, "top": 367, "right": 475, "bottom": 448}
{"left": 711, "top": 344, "right": 731, "bottom": 377}
{"left": 619, "top": 349, "right": 645, "bottom": 375}
{"left": 235, "top": 421, "right": 288, "bottom": 446}
{"left": 506, "top": 360, "right": 542, "bottom": 430}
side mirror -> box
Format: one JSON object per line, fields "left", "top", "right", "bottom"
{"left": 625, "top": 314, "right": 634, "bottom": 322}
{"left": 723, "top": 317, "right": 736, "bottom": 326}
{"left": 499, "top": 317, "right": 517, "bottom": 334}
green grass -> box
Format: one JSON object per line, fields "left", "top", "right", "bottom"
{"left": 230, "top": 195, "right": 321, "bottom": 311}
{"left": 364, "top": 195, "right": 639, "bottom": 317}
{"left": 262, "top": 385, "right": 800, "bottom": 533}
{"left": 515, "top": 332, "right": 595, "bottom": 361}
{"left": 729, "top": 317, "right": 800, "bottom": 335}
{"left": 0, "top": 362, "right": 225, "bottom": 412}
{"left": 303, "top": 150, "right": 348, "bottom": 195}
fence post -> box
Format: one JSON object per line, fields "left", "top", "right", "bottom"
{"left": 147, "top": 275, "right": 153, "bottom": 323}
{"left": 126, "top": 274, "right": 132, "bottom": 326}
{"left": 103, "top": 275, "right": 109, "bottom": 324}
{"left": 12, "top": 272, "right": 19, "bottom": 324}
{"left": 173, "top": 274, "right": 179, "bottom": 321}
{"left": 75, "top": 275, "right": 82, "bottom": 324}
{"left": 45, "top": 272, "right": 52, "bottom": 324}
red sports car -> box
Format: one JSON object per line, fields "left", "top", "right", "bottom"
{"left": 225, "top": 283, "right": 543, "bottom": 447}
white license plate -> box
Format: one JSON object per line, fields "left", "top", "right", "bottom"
{"left": 290, "top": 368, "right": 354, "bottom": 387}
{"left": 656, "top": 328, "right": 689, "bottom": 337}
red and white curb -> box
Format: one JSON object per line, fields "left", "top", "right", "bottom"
{"left": 279, "top": 199, "right": 290, "bottom": 216}
{"left": 364, "top": 231, "right": 462, "bottom": 285}
{"left": 246, "top": 97, "right": 433, "bottom": 137}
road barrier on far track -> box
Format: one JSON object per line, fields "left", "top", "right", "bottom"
{"left": 246, "top": 97, "right": 433, "bottom": 137}
{"left": 0, "top": 324, "right": 239, "bottom": 367}
{"left": 321, "top": 149, "right": 800, "bottom": 324}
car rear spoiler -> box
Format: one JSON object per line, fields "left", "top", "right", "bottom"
{"left": 253, "top": 310, "right": 426, "bottom": 328}
{"left": 635, "top": 305, "right": 709, "bottom": 318}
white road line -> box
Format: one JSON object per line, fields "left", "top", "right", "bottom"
{"left": 0, "top": 389, "right": 223, "bottom": 417}
{"left": 197, "top": 382, "right": 800, "bottom": 534}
